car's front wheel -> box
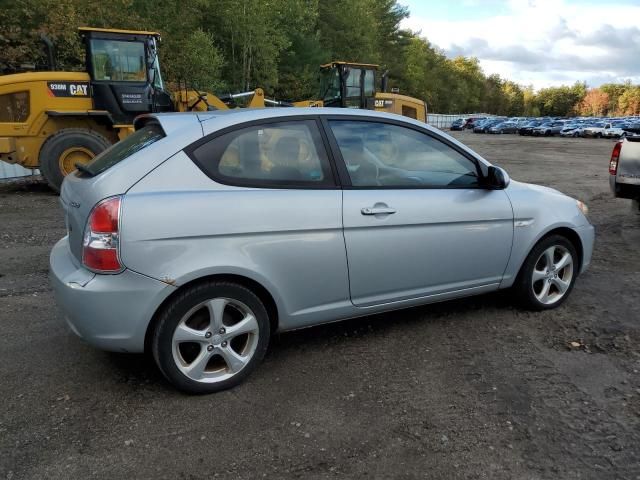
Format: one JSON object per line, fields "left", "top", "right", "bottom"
{"left": 151, "top": 281, "right": 270, "bottom": 394}
{"left": 515, "top": 235, "right": 578, "bottom": 310}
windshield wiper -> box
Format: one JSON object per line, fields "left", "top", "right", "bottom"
{"left": 75, "top": 163, "right": 95, "bottom": 176}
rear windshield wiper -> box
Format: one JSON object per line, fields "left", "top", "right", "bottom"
{"left": 75, "top": 163, "right": 95, "bottom": 176}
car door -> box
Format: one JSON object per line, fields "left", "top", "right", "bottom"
{"left": 154, "top": 117, "right": 350, "bottom": 328}
{"left": 324, "top": 117, "right": 514, "bottom": 307}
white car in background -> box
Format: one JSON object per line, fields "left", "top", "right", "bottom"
{"left": 560, "top": 125, "right": 583, "bottom": 137}
{"left": 583, "top": 122, "right": 615, "bottom": 138}
{"left": 603, "top": 126, "right": 627, "bottom": 138}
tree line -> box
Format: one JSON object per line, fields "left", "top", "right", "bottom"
{"left": 1, "top": 0, "right": 639, "bottom": 116}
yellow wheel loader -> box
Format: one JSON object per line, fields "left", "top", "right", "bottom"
{"left": 296, "top": 61, "right": 427, "bottom": 122}
{"left": 0, "top": 27, "right": 270, "bottom": 191}
{"left": 0, "top": 28, "right": 427, "bottom": 191}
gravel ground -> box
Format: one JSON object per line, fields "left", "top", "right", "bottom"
{"left": 1, "top": 132, "right": 639, "bottom": 480}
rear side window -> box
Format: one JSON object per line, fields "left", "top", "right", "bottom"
{"left": 0, "top": 91, "right": 29, "bottom": 122}
{"left": 82, "top": 124, "right": 164, "bottom": 176}
{"left": 190, "top": 120, "right": 335, "bottom": 188}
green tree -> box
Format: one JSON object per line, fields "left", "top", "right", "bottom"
{"left": 162, "top": 29, "right": 225, "bottom": 92}
{"left": 617, "top": 86, "right": 640, "bottom": 115}
{"left": 536, "top": 82, "right": 586, "bottom": 116}
{"left": 522, "top": 86, "right": 539, "bottom": 116}
{"left": 483, "top": 74, "right": 505, "bottom": 114}
{"left": 1, "top": 0, "right": 638, "bottom": 117}
{"left": 600, "top": 82, "right": 631, "bottom": 115}
{"left": 448, "top": 56, "right": 484, "bottom": 113}
{"left": 501, "top": 81, "right": 524, "bottom": 116}
{"left": 402, "top": 36, "right": 450, "bottom": 112}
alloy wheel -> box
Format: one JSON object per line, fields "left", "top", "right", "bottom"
{"left": 171, "top": 297, "right": 260, "bottom": 383}
{"left": 531, "top": 245, "right": 574, "bottom": 305}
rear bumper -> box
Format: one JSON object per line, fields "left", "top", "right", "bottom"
{"left": 610, "top": 175, "right": 640, "bottom": 199}
{"left": 49, "top": 237, "right": 175, "bottom": 352}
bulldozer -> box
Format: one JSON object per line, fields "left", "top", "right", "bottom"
{"left": 0, "top": 27, "right": 427, "bottom": 191}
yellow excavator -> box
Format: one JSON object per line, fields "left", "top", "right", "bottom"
{"left": 0, "top": 27, "right": 427, "bottom": 191}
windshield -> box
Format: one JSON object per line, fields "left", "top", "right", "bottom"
{"left": 90, "top": 39, "right": 146, "bottom": 82}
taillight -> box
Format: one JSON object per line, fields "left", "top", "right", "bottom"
{"left": 82, "top": 196, "right": 123, "bottom": 272}
{"left": 609, "top": 141, "right": 622, "bottom": 175}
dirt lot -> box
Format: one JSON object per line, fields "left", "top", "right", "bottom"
{"left": 1, "top": 132, "right": 639, "bottom": 479}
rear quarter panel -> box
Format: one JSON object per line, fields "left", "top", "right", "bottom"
{"left": 60, "top": 115, "right": 204, "bottom": 262}
{"left": 121, "top": 152, "right": 351, "bottom": 331}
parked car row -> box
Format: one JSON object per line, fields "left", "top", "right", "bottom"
{"left": 450, "top": 116, "right": 640, "bottom": 139}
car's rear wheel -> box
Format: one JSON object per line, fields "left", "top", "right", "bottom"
{"left": 151, "top": 281, "right": 270, "bottom": 394}
{"left": 515, "top": 235, "right": 578, "bottom": 310}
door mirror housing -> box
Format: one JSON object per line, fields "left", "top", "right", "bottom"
{"left": 485, "top": 166, "right": 510, "bottom": 189}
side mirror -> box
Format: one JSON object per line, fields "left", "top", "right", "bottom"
{"left": 486, "top": 165, "right": 510, "bottom": 189}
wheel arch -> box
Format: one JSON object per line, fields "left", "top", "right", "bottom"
{"left": 144, "top": 273, "right": 280, "bottom": 353}
{"left": 514, "top": 226, "right": 584, "bottom": 283}
{"left": 538, "top": 227, "right": 584, "bottom": 271}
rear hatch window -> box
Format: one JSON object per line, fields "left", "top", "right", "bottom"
{"left": 78, "top": 124, "right": 165, "bottom": 176}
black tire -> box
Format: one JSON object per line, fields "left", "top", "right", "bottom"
{"left": 151, "top": 281, "right": 271, "bottom": 394}
{"left": 39, "top": 128, "right": 112, "bottom": 192}
{"left": 596, "top": 132, "right": 602, "bottom": 139}
{"left": 514, "top": 235, "right": 578, "bottom": 311}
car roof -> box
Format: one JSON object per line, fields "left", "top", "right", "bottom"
{"left": 144, "top": 107, "right": 437, "bottom": 136}
{"left": 196, "top": 107, "right": 417, "bottom": 124}
{"left": 137, "top": 107, "right": 492, "bottom": 168}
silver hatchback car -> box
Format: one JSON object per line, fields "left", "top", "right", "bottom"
{"left": 50, "top": 108, "right": 594, "bottom": 393}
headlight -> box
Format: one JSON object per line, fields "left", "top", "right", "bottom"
{"left": 576, "top": 200, "right": 589, "bottom": 216}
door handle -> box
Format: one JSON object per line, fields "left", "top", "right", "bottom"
{"left": 361, "top": 206, "right": 397, "bottom": 215}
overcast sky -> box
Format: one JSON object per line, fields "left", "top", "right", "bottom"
{"left": 400, "top": 0, "right": 640, "bottom": 90}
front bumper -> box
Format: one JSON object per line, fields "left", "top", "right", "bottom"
{"left": 49, "top": 237, "right": 175, "bottom": 352}
{"left": 575, "top": 223, "right": 595, "bottom": 274}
